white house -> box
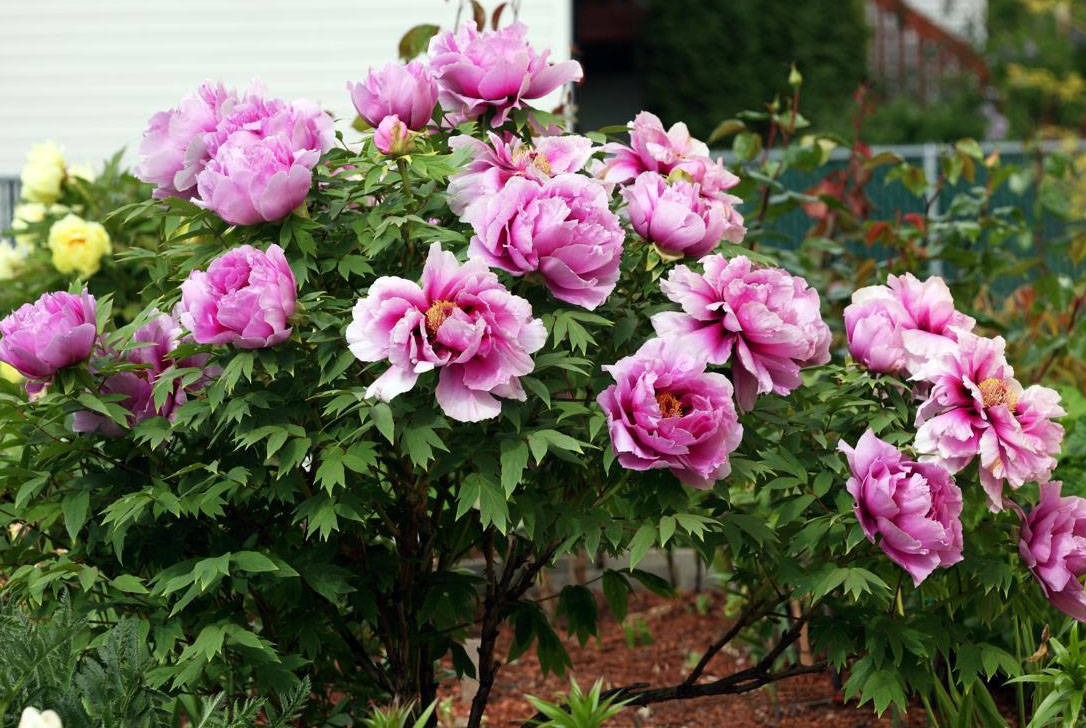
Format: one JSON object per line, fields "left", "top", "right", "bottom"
{"left": 0, "top": 0, "right": 574, "bottom": 177}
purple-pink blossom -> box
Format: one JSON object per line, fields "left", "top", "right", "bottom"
{"left": 177, "top": 244, "right": 297, "bottom": 349}
{"left": 465, "top": 174, "right": 624, "bottom": 310}
{"left": 913, "top": 330, "right": 1064, "bottom": 510}
{"left": 348, "top": 60, "right": 438, "bottom": 130}
{"left": 838, "top": 429, "right": 963, "bottom": 586}
{"left": 0, "top": 291, "right": 97, "bottom": 391}
{"left": 597, "top": 337, "right": 742, "bottom": 489}
{"left": 651, "top": 255, "right": 831, "bottom": 411}
{"left": 596, "top": 111, "right": 738, "bottom": 196}
{"left": 1018, "top": 481, "right": 1086, "bottom": 622}
{"left": 196, "top": 134, "right": 320, "bottom": 225}
{"left": 427, "top": 22, "right": 583, "bottom": 126}
{"left": 345, "top": 242, "right": 546, "bottom": 422}
{"left": 447, "top": 132, "right": 595, "bottom": 217}
{"left": 621, "top": 171, "right": 742, "bottom": 259}
{"left": 136, "top": 82, "right": 238, "bottom": 200}
{"left": 844, "top": 273, "right": 975, "bottom": 375}
{"left": 72, "top": 313, "right": 215, "bottom": 436}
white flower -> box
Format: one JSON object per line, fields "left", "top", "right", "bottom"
{"left": 20, "top": 142, "right": 66, "bottom": 204}
{"left": 18, "top": 707, "right": 62, "bottom": 728}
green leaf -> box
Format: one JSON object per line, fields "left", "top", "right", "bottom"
{"left": 500, "top": 440, "right": 530, "bottom": 496}
{"left": 370, "top": 402, "right": 395, "bottom": 444}
{"left": 628, "top": 524, "right": 656, "bottom": 569}
{"left": 111, "top": 574, "right": 150, "bottom": 594}
{"left": 399, "top": 23, "right": 440, "bottom": 60}
{"left": 232, "top": 551, "right": 279, "bottom": 574}
{"left": 62, "top": 490, "right": 90, "bottom": 542}
{"left": 601, "top": 571, "right": 630, "bottom": 622}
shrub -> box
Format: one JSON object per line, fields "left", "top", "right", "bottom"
{"left": 0, "top": 13, "right": 1082, "bottom": 728}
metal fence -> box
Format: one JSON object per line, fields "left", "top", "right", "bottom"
{"left": 0, "top": 178, "right": 19, "bottom": 236}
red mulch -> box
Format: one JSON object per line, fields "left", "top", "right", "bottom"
{"left": 439, "top": 591, "right": 931, "bottom": 728}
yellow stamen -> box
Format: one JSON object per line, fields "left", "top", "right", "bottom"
{"left": 425, "top": 300, "right": 458, "bottom": 337}
{"left": 531, "top": 154, "right": 553, "bottom": 176}
{"left": 655, "top": 391, "right": 687, "bottom": 418}
{"left": 978, "top": 377, "right": 1018, "bottom": 411}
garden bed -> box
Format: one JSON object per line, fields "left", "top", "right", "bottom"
{"left": 442, "top": 590, "right": 935, "bottom": 728}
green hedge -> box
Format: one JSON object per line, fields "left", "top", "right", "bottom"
{"left": 639, "top": 0, "right": 867, "bottom": 138}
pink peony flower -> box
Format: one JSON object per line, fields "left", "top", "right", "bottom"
{"left": 675, "top": 154, "right": 744, "bottom": 204}
{"left": 345, "top": 242, "right": 546, "bottom": 422}
{"left": 596, "top": 111, "right": 732, "bottom": 188}
{"left": 72, "top": 313, "right": 215, "bottom": 436}
{"left": 844, "top": 273, "right": 975, "bottom": 375}
{"left": 427, "top": 22, "right": 583, "bottom": 126}
{"left": 1018, "top": 481, "right": 1086, "bottom": 622}
{"left": 838, "top": 430, "right": 963, "bottom": 586}
{"left": 597, "top": 337, "right": 743, "bottom": 489}
{"left": 348, "top": 60, "right": 438, "bottom": 130}
{"left": 651, "top": 255, "right": 831, "bottom": 411}
{"left": 196, "top": 134, "right": 320, "bottom": 225}
{"left": 374, "top": 115, "right": 411, "bottom": 156}
{"left": 447, "top": 132, "right": 595, "bottom": 217}
{"left": 195, "top": 88, "right": 334, "bottom": 225}
{"left": 0, "top": 291, "right": 97, "bottom": 388}
{"left": 465, "top": 174, "right": 624, "bottom": 310}
{"left": 177, "top": 244, "right": 297, "bottom": 349}
{"left": 621, "top": 171, "right": 740, "bottom": 259}
{"left": 136, "top": 82, "right": 238, "bottom": 200}
{"left": 913, "top": 330, "right": 1064, "bottom": 511}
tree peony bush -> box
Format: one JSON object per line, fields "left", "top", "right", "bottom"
{"left": 0, "top": 14, "right": 1081, "bottom": 728}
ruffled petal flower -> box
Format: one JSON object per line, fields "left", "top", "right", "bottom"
{"left": 597, "top": 338, "right": 742, "bottom": 488}
{"left": 838, "top": 430, "right": 963, "bottom": 585}
{"left": 651, "top": 255, "right": 830, "bottom": 410}
{"left": 913, "top": 330, "right": 1064, "bottom": 510}
{"left": 345, "top": 242, "right": 546, "bottom": 422}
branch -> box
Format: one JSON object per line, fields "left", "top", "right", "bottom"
{"left": 682, "top": 596, "right": 777, "bottom": 686}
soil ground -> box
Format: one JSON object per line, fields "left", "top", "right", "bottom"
{"left": 440, "top": 590, "right": 935, "bottom": 728}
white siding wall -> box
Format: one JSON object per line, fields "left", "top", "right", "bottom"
{"left": 903, "top": 0, "right": 987, "bottom": 45}
{"left": 0, "top": 1, "right": 573, "bottom": 176}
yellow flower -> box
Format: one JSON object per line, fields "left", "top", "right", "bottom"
{"left": 20, "top": 142, "right": 66, "bottom": 204}
{"left": 0, "top": 240, "right": 31, "bottom": 280}
{"left": 0, "top": 362, "right": 22, "bottom": 384}
{"left": 47, "top": 214, "right": 111, "bottom": 277}
{"left": 68, "top": 163, "right": 96, "bottom": 182}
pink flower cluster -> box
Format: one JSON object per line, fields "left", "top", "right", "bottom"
{"left": 839, "top": 430, "right": 963, "bottom": 585}
{"left": 844, "top": 273, "right": 975, "bottom": 375}
{"left": 347, "top": 21, "right": 583, "bottom": 158}
{"left": 72, "top": 313, "right": 215, "bottom": 436}
{"left": 598, "top": 112, "right": 746, "bottom": 258}
{"left": 651, "top": 255, "right": 831, "bottom": 411}
{"left": 346, "top": 243, "right": 546, "bottom": 422}
{"left": 840, "top": 272, "right": 1069, "bottom": 617}
{"left": 137, "top": 82, "right": 334, "bottom": 225}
